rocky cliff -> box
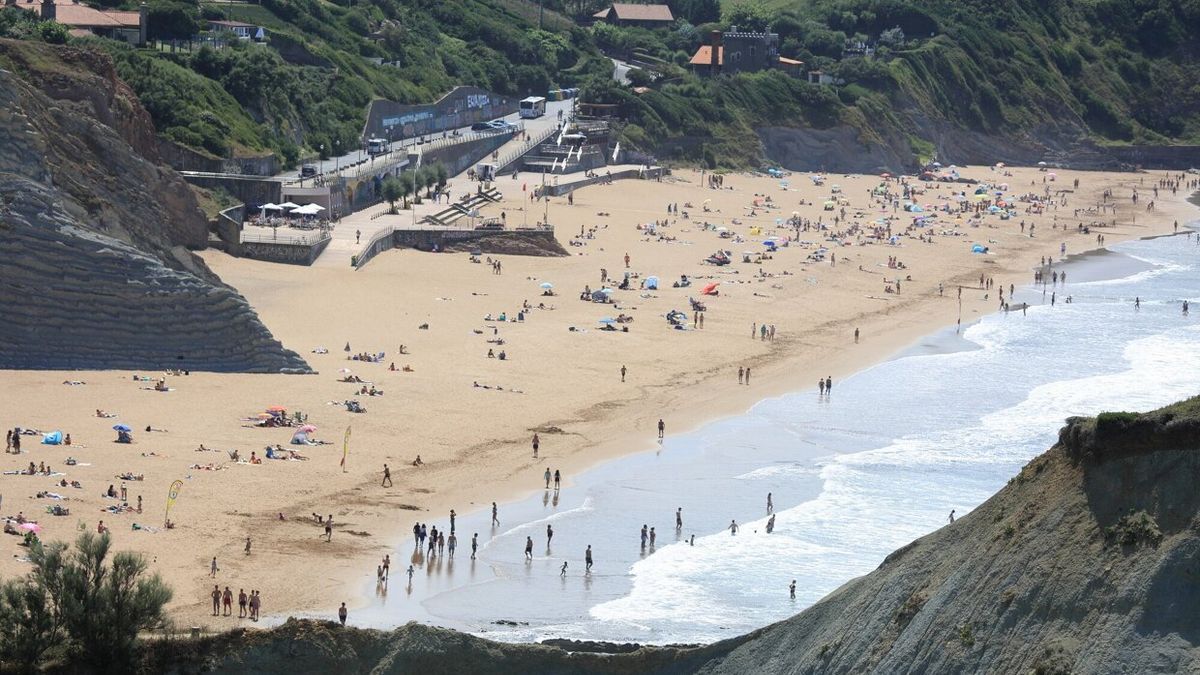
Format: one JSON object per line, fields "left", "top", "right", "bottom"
{"left": 137, "top": 398, "right": 1200, "bottom": 674}
{"left": 0, "top": 40, "right": 309, "bottom": 372}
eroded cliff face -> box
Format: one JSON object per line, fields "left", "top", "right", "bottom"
{"left": 0, "top": 41, "right": 309, "bottom": 372}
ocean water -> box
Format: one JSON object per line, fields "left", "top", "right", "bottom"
{"left": 355, "top": 231, "right": 1199, "bottom": 645}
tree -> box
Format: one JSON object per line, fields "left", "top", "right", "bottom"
{"left": 434, "top": 163, "right": 449, "bottom": 191}
{"left": 37, "top": 20, "right": 69, "bottom": 44}
{"left": 0, "top": 534, "right": 170, "bottom": 671}
{"left": 146, "top": 0, "right": 200, "bottom": 41}
{"left": 413, "top": 166, "right": 430, "bottom": 202}
{"left": 381, "top": 176, "right": 402, "bottom": 213}
{"left": 60, "top": 533, "right": 172, "bottom": 668}
{"left": 721, "top": 0, "right": 772, "bottom": 32}
{"left": 626, "top": 67, "right": 653, "bottom": 88}
{"left": 423, "top": 165, "right": 439, "bottom": 195}
{"left": 398, "top": 171, "right": 415, "bottom": 208}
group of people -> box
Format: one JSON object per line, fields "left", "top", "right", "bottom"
{"left": 210, "top": 585, "right": 263, "bottom": 621}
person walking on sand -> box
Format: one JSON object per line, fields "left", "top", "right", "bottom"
{"left": 738, "top": 366, "right": 744, "bottom": 384}
{"left": 492, "top": 502, "right": 499, "bottom": 526}
{"left": 245, "top": 537, "right": 252, "bottom": 556}
{"left": 621, "top": 365, "right": 627, "bottom": 382}
{"left": 624, "top": 252, "right": 630, "bottom": 268}
{"left": 585, "top": 545, "right": 593, "bottom": 573}
{"left": 658, "top": 419, "right": 665, "bottom": 439}
{"left": 545, "top": 467, "right": 552, "bottom": 489}
{"left": 554, "top": 469, "right": 561, "bottom": 490}
{"left": 532, "top": 433, "right": 540, "bottom": 459}
{"left": 382, "top": 464, "right": 392, "bottom": 487}
{"left": 211, "top": 585, "right": 221, "bottom": 615}
{"left": 745, "top": 367, "right": 751, "bottom": 385}
{"left": 525, "top": 536, "right": 534, "bottom": 561}
{"left": 338, "top": 602, "right": 347, "bottom": 626}
{"left": 211, "top": 557, "right": 218, "bottom": 577}
{"left": 238, "top": 589, "right": 247, "bottom": 618}
{"left": 325, "top": 518, "right": 333, "bottom": 542}
{"left": 854, "top": 327, "right": 860, "bottom": 343}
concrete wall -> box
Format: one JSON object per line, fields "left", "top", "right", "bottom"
{"left": 540, "top": 167, "right": 667, "bottom": 197}
{"left": 158, "top": 138, "right": 278, "bottom": 175}
{"left": 214, "top": 204, "right": 243, "bottom": 244}
{"left": 364, "top": 86, "right": 517, "bottom": 142}
{"left": 240, "top": 237, "right": 331, "bottom": 266}
{"left": 182, "top": 174, "right": 282, "bottom": 207}
{"left": 419, "top": 132, "right": 515, "bottom": 176}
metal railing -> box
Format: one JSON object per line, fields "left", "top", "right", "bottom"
{"left": 353, "top": 226, "right": 396, "bottom": 269}
{"left": 239, "top": 230, "right": 331, "bottom": 246}
{"left": 495, "top": 125, "right": 560, "bottom": 173}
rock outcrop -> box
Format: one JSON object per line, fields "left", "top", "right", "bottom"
{"left": 0, "top": 41, "right": 309, "bottom": 372}
{"left": 140, "top": 398, "right": 1200, "bottom": 673}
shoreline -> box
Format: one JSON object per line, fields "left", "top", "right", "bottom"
{"left": 1, "top": 165, "right": 1194, "bottom": 631}
{"left": 333, "top": 181, "right": 1199, "bottom": 621}
{"left": 350, "top": 223, "right": 1200, "bottom": 640}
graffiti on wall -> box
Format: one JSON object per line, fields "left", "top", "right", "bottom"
{"left": 365, "top": 86, "right": 518, "bottom": 141}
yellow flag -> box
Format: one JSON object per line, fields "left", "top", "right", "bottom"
{"left": 341, "top": 426, "right": 351, "bottom": 472}
{"left": 165, "top": 479, "right": 183, "bottom": 524}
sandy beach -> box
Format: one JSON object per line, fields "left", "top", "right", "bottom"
{"left": 0, "top": 165, "right": 1194, "bottom": 630}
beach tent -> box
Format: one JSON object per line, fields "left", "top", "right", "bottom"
{"left": 645, "top": 276, "right": 659, "bottom": 290}
{"left": 972, "top": 244, "right": 987, "bottom": 253}
{"left": 539, "top": 282, "right": 554, "bottom": 290}
{"left": 291, "top": 430, "right": 311, "bottom": 445}
{"left": 112, "top": 424, "right": 131, "bottom": 432}
{"left": 701, "top": 282, "right": 719, "bottom": 296}
{"left": 41, "top": 431, "right": 63, "bottom": 445}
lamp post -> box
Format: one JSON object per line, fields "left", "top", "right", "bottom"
{"left": 334, "top": 140, "right": 340, "bottom": 174}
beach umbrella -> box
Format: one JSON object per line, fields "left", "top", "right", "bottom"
{"left": 278, "top": 202, "right": 301, "bottom": 209}
{"left": 299, "top": 424, "right": 318, "bottom": 433}
{"left": 598, "top": 317, "right": 617, "bottom": 325}
{"left": 17, "top": 523, "right": 41, "bottom": 534}
{"left": 539, "top": 282, "right": 554, "bottom": 289}
{"left": 701, "top": 282, "right": 719, "bottom": 295}
{"left": 266, "top": 405, "right": 287, "bottom": 412}
{"left": 337, "top": 368, "right": 353, "bottom": 374}
{"left": 1037, "top": 161, "right": 1047, "bottom": 167}
{"left": 112, "top": 424, "right": 131, "bottom": 432}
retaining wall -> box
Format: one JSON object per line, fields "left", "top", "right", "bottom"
{"left": 183, "top": 174, "right": 282, "bottom": 207}
{"left": 540, "top": 166, "right": 668, "bottom": 197}
{"left": 364, "top": 86, "right": 517, "bottom": 141}
{"left": 241, "top": 237, "right": 331, "bottom": 266}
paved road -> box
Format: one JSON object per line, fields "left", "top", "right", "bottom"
{"left": 279, "top": 99, "right": 575, "bottom": 181}
{"left": 611, "top": 58, "right": 632, "bottom": 85}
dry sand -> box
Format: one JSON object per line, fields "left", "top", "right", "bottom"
{"left": 0, "top": 165, "right": 1193, "bottom": 630}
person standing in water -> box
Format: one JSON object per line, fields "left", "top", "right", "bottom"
{"left": 492, "top": 502, "right": 499, "bottom": 526}
{"left": 676, "top": 507, "right": 683, "bottom": 530}
{"left": 525, "top": 536, "right": 534, "bottom": 561}
{"left": 546, "top": 524, "right": 554, "bottom": 547}
{"left": 585, "top": 545, "right": 593, "bottom": 573}
{"left": 789, "top": 580, "right": 796, "bottom": 600}
{"left": 560, "top": 561, "right": 568, "bottom": 577}
{"left": 767, "top": 493, "right": 774, "bottom": 514}
{"left": 729, "top": 520, "right": 739, "bottom": 535}
{"left": 471, "top": 533, "right": 478, "bottom": 560}
{"left": 657, "top": 419, "right": 665, "bottom": 439}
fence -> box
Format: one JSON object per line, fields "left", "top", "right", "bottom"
{"left": 240, "top": 230, "right": 331, "bottom": 246}
{"left": 353, "top": 226, "right": 396, "bottom": 269}
{"left": 495, "top": 125, "right": 560, "bottom": 174}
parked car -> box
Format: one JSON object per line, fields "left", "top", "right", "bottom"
{"left": 300, "top": 164, "right": 318, "bottom": 178}
{"left": 470, "top": 122, "right": 492, "bottom": 131}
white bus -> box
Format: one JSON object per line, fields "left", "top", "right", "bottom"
{"left": 366, "top": 137, "right": 388, "bottom": 155}
{"left": 519, "top": 96, "right": 547, "bottom": 119}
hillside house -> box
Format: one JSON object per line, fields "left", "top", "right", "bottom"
{"left": 9, "top": 0, "right": 144, "bottom": 43}
{"left": 690, "top": 29, "right": 799, "bottom": 77}
{"left": 592, "top": 3, "right": 673, "bottom": 28}
{"left": 206, "top": 19, "right": 265, "bottom": 40}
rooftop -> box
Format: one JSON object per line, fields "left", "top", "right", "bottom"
{"left": 689, "top": 45, "right": 722, "bottom": 66}
{"left": 15, "top": 0, "right": 139, "bottom": 28}
{"left": 593, "top": 3, "right": 674, "bottom": 22}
